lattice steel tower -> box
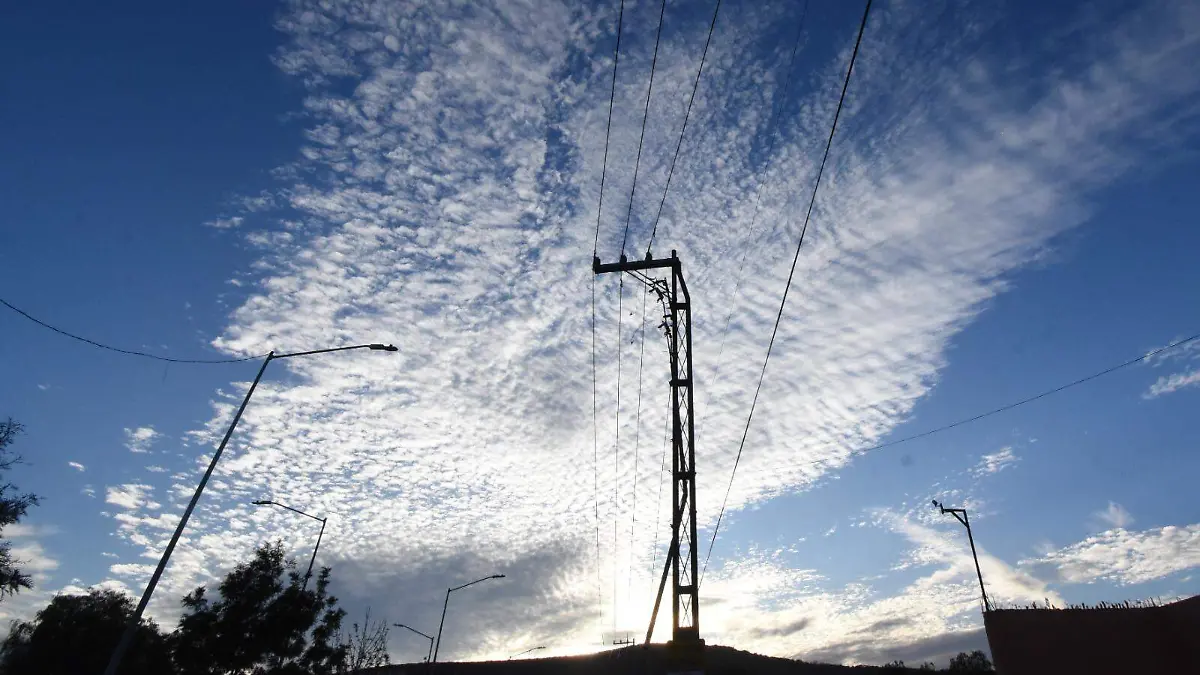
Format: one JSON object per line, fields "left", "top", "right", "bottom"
{"left": 593, "top": 249, "right": 701, "bottom": 646}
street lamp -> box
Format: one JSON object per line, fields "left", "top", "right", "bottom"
{"left": 933, "top": 499, "right": 990, "bottom": 612}
{"left": 509, "top": 646, "right": 546, "bottom": 660}
{"left": 251, "top": 500, "right": 327, "bottom": 590}
{"left": 432, "top": 574, "right": 506, "bottom": 663}
{"left": 393, "top": 623, "right": 435, "bottom": 663}
{"left": 104, "top": 343, "right": 397, "bottom": 675}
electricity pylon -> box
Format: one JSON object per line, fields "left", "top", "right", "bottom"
{"left": 594, "top": 250, "right": 702, "bottom": 646}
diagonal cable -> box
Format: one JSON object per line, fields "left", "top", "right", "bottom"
{"left": 591, "top": 0, "right": 626, "bottom": 636}
{"left": 625, "top": 281, "right": 650, "bottom": 614}
{"left": 811, "top": 330, "right": 1200, "bottom": 467}
{"left": 1, "top": 297, "right": 265, "bottom": 364}
{"left": 645, "top": 0, "right": 723, "bottom": 258}
{"left": 700, "top": 0, "right": 875, "bottom": 586}
{"left": 619, "top": 0, "right": 669, "bottom": 256}
{"left": 696, "top": 0, "right": 809, "bottom": 438}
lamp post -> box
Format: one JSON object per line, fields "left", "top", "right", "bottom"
{"left": 432, "top": 574, "right": 506, "bottom": 663}
{"left": 393, "top": 623, "right": 435, "bottom": 663}
{"left": 508, "top": 646, "right": 546, "bottom": 660}
{"left": 104, "top": 343, "right": 398, "bottom": 675}
{"left": 933, "top": 499, "right": 990, "bottom": 612}
{"left": 251, "top": 500, "right": 327, "bottom": 590}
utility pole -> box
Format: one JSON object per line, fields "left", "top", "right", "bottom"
{"left": 594, "top": 250, "right": 702, "bottom": 647}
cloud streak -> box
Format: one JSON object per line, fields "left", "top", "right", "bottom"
{"left": 1022, "top": 524, "right": 1200, "bottom": 586}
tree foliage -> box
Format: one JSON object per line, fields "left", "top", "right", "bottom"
{"left": 948, "top": 650, "right": 994, "bottom": 672}
{"left": 0, "top": 588, "right": 173, "bottom": 675}
{"left": 0, "top": 418, "right": 39, "bottom": 600}
{"left": 172, "top": 541, "right": 348, "bottom": 675}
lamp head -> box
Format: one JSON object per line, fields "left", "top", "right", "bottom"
{"left": 932, "top": 499, "right": 941, "bottom": 509}
{"left": 369, "top": 343, "right": 399, "bottom": 352}
{"left": 492, "top": 574, "right": 506, "bottom": 579}
{"left": 252, "top": 500, "right": 271, "bottom": 505}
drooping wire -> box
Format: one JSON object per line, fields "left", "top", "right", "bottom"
{"left": 1, "top": 297, "right": 266, "bottom": 364}
{"left": 625, "top": 281, "right": 650, "bottom": 615}
{"left": 591, "top": 0, "right": 626, "bottom": 637}
{"left": 619, "top": 0, "right": 669, "bottom": 257}
{"left": 594, "top": 0, "right": 626, "bottom": 259}
{"left": 645, "top": 0, "right": 723, "bottom": 258}
{"left": 648, "top": 385, "right": 671, "bottom": 583}
{"left": 700, "top": 0, "right": 875, "bottom": 587}
{"left": 807, "top": 330, "right": 1200, "bottom": 467}
{"left": 696, "top": 0, "right": 810, "bottom": 438}
{"left": 612, "top": 275, "right": 626, "bottom": 633}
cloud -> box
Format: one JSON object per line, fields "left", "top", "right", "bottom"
{"left": 81, "top": 485, "right": 96, "bottom": 498}
{"left": 1144, "top": 336, "right": 1200, "bottom": 398}
{"left": 972, "top": 447, "right": 1018, "bottom": 477}
{"left": 85, "top": 0, "right": 1200, "bottom": 659}
{"left": 105, "top": 484, "right": 155, "bottom": 511}
{"left": 67, "top": 461, "right": 86, "bottom": 472}
{"left": 1094, "top": 501, "right": 1134, "bottom": 530}
{"left": 1022, "top": 524, "right": 1200, "bottom": 585}
{"left": 804, "top": 627, "right": 989, "bottom": 669}
{"left": 205, "top": 216, "right": 245, "bottom": 229}
{"left": 123, "top": 426, "right": 161, "bottom": 454}
{"left": 1145, "top": 368, "right": 1200, "bottom": 398}
{"left": 3, "top": 523, "right": 60, "bottom": 539}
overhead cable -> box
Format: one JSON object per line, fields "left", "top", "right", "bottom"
{"left": 1, "top": 297, "right": 265, "bottom": 364}
{"left": 619, "top": 0, "right": 669, "bottom": 256}
{"left": 700, "top": 0, "right": 875, "bottom": 586}
{"left": 644, "top": 0, "right": 724, "bottom": 257}
{"left": 591, "top": 0, "right": 627, "bottom": 637}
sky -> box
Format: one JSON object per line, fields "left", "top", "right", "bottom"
{"left": 2, "top": 0, "right": 1200, "bottom": 667}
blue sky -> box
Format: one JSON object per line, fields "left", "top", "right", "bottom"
{"left": 2, "top": 0, "right": 1200, "bottom": 667}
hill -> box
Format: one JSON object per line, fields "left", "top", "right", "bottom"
{"left": 362, "top": 643, "right": 924, "bottom": 674}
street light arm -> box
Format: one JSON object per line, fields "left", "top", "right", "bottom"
{"left": 273, "top": 343, "right": 397, "bottom": 360}
{"left": 433, "top": 574, "right": 505, "bottom": 663}
{"left": 450, "top": 574, "right": 506, "bottom": 593}
{"left": 509, "top": 646, "right": 547, "bottom": 660}
{"left": 253, "top": 500, "right": 324, "bottom": 523}
{"left": 393, "top": 624, "right": 434, "bottom": 641}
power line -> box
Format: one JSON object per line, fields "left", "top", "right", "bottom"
{"left": 700, "top": 0, "right": 874, "bottom": 586}
{"left": 612, "top": 275, "right": 625, "bottom": 633}
{"left": 648, "top": 390, "right": 671, "bottom": 583}
{"left": 696, "top": 0, "right": 810, "bottom": 439}
{"left": 1, "top": 297, "right": 265, "bottom": 364}
{"left": 591, "top": 0, "right": 626, "bottom": 638}
{"left": 593, "top": 0, "right": 626, "bottom": 259}
{"left": 827, "top": 330, "right": 1200, "bottom": 463}
{"left": 619, "top": 0, "right": 669, "bottom": 256}
{"left": 691, "top": 329, "right": 1199, "bottom": 583}
{"left": 645, "top": 0, "right": 723, "bottom": 258}
{"left": 625, "top": 281, "right": 650, "bottom": 615}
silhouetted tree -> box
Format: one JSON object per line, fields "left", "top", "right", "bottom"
{"left": 0, "top": 588, "right": 174, "bottom": 675}
{"left": 948, "top": 650, "right": 994, "bottom": 672}
{"left": 338, "top": 607, "right": 390, "bottom": 673}
{"left": 172, "top": 541, "right": 347, "bottom": 675}
{"left": 918, "top": 663, "right": 936, "bottom": 671}
{"left": 0, "top": 418, "right": 39, "bottom": 599}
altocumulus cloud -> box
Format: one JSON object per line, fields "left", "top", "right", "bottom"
{"left": 93, "top": 0, "right": 1200, "bottom": 662}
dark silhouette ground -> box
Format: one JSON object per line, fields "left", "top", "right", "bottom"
{"left": 984, "top": 595, "right": 1200, "bottom": 675}
{"left": 363, "top": 644, "right": 932, "bottom": 674}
